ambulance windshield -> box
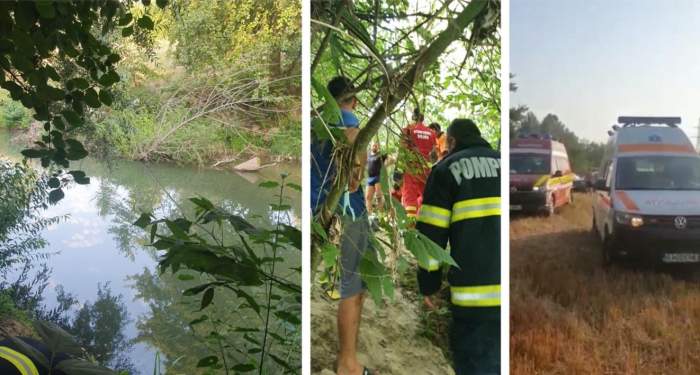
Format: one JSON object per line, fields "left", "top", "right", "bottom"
{"left": 616, "top": 156, "right": 700, "bottom": 190}
{"left": 510, "top": 154, "right": 550, "bottom": 175}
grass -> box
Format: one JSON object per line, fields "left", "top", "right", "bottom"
{"left": 511, "top": 193, "right": 700, "bottom": 374}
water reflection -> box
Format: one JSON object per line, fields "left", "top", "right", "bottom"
{"left": 1, "top": 138, "right": 300, "bottom": 373}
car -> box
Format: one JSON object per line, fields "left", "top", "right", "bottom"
{"left": 510, "top": 135, "right": 574, "bottom": 216}
{"left": 573, "top": 174, "right": 587, "bottom": 192}
{"left": 592, "top": 116, "right": 700, "bottom": 265}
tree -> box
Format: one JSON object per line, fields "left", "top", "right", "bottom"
{"left": 0, "top": 0, "right": 166, "bottom": 202}
{"left": 310, "top": 0, "right": 501, "bottom": 276}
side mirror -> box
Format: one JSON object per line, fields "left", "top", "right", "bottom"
{"left": 594, "top": 179, "right": 608, "bottom": 191}
{"left": 553, "top": 170, "right": 563, "bottom": 178}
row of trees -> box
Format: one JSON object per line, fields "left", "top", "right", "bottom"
{"left": 509, "top": 108, "right": 606, "bottom": 173}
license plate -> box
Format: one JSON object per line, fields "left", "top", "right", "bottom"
{"left": 662, "top": 253, "right": 700, "bottom": 263}
{"left": 510, "top": 205, "right": 522, "bottom": 211}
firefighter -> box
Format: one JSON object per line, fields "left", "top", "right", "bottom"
{"left": 416, "top": 118, "right": 500, "bottom": 374}
{"left": 0, "top": 336, "right": 70, "bottom": 375}
{"left": 400, "top": 108, "right": 436, "bottom": 218}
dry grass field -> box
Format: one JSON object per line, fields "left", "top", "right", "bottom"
{"left": 511, "top": 193, "right": 700, "bottom": 374}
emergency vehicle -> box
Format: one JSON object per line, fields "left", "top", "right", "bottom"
{"left": 510, "top": 135, "right": 574, "bottom": 215}
{"left": 592, "top": 116, "right": 700, "bottom": 265}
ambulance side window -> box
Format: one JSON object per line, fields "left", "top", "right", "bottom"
{"left": 604, "top": 161, "right": 613, "bottom": 188}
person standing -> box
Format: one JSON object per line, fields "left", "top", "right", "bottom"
{"left": 429, "top": 122, "right": 448, "bottom": 161}
{"left": 400, "top": 108, "right": 436, "bottom": 219}
{"left": 310, "top": 76, "right": 374, "bottom": 375}
{"left": 416, "top": 119, "right": 501, "bottom": 374}
{"left": 365, "top": 142, "right": 387, "bottom": 215}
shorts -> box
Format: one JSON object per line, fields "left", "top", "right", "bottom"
{"left": 401, "top": 171, "right": 428, "bottom": 217}
{"left": 366, "top": 175, "right": 380, "bottom": 187}
{"left": 339, "top": 214, "right": 373, "bottom": 299}
{"left": 450, "top": 317, "right": 500, "bottom": 374}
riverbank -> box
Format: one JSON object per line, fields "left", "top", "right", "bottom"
{"left": 1, "top": 127, "right": 300, "bottom": 180}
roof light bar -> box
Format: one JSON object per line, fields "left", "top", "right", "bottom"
{"left": 617, "top": 116, "right": 680, "bottom": 127}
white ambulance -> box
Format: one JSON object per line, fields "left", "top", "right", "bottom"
{"left": 592, "top": 116, "right": 700, "bottom": 265}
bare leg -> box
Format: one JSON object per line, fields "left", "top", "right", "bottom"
{"left": 374, "top": 183, "right": 383, "bottom": 211}
{"left": 365, "top": 185, "right": 375, "bottom": 214}
{"left": 337, "top": 293, "right": 365, "bottom": 375}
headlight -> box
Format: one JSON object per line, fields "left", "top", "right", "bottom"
{"left": 532, "top": 186, "right": 541, "bottom": 191}
{"left": 615, "top": 212, "right": 644, "bottom": 227}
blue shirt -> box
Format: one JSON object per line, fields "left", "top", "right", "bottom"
{"left": 310, "top": 109, "right": 366, "bottom": 217}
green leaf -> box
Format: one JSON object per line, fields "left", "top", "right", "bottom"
{"left": 189, "top": 315, "right": 208, "bottom": 326}
{"left": 65, "top": 139, "right": 88, "bottom": 160}
{"left": 54, "top": 359, "right": 117, "bottom": 375}
{"left": 287, "top": 182, "right": 301, "bottom": 191}
{"left": 134, "top": 213, "right": 152, "bottom": 228}
{"left": 274, "top": 310, "right": 301, "bottom": 325}
{"left": 48, "top": 177, "right": 60, "bottom": 188}
{"left": 121, "top": 26, "right": 134, "bottom": 37}
{"left": 61, "top": 109, "right": 83, "bottom": 127}
{"left": 84, "top": 88, "right": 101, "bottom": 108}
{"left": 200, "top": 288, "right": 214, "bottom": 310}
{"left": 321, "top": 243, "right": 339, "bottom": 267}
{"left": 156, "top": 0, "right": 168, "bottom": 8}
{"left": 258, "top": 181, "right": 279, "bottom": 188}
{"left": 137, "top": 15, "right": 154, "bottom": 29}
{"left": 34, "top": 321, "right": 82, "bottom": 355}
{"left": 6, "top": 337, "right": 50, "bottom": 370}
{"left": 232, "top": 364, "right": 256, "bottom": 372}
{"left": 311, "top": 77, "right": 342, "bottom": 127}
{"left": 99, "top": 89, "right": 113, "bottom": 106}
{"left": 48, "top": 188, "right": 64, "bottom": 204}
{"left": 118, "top": 13, "right": 132, "bottom": 26}
{"left": 69, "top": 78, "right": 89, "bottom": 90}
{"left": 34, "top": 1, "right": 56, "bottom": 19}
{"left": 105, "top": 53, "right": 120, "bottom": 64}
{"left": 21, "top": 148, "right": 45, "bottom": 158}
{"left": 177, "top": 273, "right": 195, "bottom": 281}
{"left": 196, "top": 356, "right": 218, "bottom": 368}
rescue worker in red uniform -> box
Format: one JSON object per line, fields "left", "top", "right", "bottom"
{"left": 400, "top": 108, "right": 436, "bottom": 218}
{"left": 416, "top": 119, "right": 501, "bottom": 374}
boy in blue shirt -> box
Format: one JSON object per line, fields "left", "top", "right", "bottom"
{"left": 311, "top": 76, "right": 373, "bottom": 375}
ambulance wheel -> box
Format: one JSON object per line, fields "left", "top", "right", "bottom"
{"left": 602, "top": 231, "right": 618, "bottom": 267}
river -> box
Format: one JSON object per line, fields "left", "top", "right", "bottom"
{"left": 0, "top": 130, "right": 300, "bottom": 373}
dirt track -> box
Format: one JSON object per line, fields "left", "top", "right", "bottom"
{"left": 511, "top": 193, "right": 700, "bottom": 374}
{"left": 311, "top": 286, "right": 454, "bottom": 375}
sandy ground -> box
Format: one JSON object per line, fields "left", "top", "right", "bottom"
{"left": 311, "top": 286, "right": 454, "bottom": 375}
{"left": 511, "top": 193, "right": 700, "bottom": 374}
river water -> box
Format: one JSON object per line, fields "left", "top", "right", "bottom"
{"left": 0, "top": 130, "right": 300, "bottom": 373}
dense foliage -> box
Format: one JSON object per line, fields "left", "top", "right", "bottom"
{"left": 133, "top": 177, "right": 301, "bottom": 373}
{"left": 310, "top": 0, "right": 501, "bottom": 303}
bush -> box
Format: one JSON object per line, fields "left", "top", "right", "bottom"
{"left": 0, "top": 93, "right": 32, "bottom": 129}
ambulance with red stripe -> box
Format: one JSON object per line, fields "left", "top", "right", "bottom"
{"left": 592, "top": 117, "right": 700, "bottom": 265}
{"left": 510, "top": 135, "right": 574, "bottom": 215}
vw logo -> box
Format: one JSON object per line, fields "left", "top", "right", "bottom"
{"left": 674, "top": 216, "right": 687, "bottom": 230}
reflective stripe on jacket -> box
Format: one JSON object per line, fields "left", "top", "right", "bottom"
{"left": 415, "top": 136, "right": 501, "bottom": 320}
{"left": 0, "top": 346, "right": 40, "bottom": 375}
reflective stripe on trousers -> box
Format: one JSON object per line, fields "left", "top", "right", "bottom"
{"left": 451, "top": 284, "right": 500, "bottom": 307}
{"left": 0, "top": 346, "right": 40, "bottom": 375}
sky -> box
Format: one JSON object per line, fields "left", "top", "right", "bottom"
{"left": 511, "top": 0, "right": 700, "bottom": 144}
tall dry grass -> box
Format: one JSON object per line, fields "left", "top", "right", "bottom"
{"left": 511, "top": 193, "right": 700, "bottom": 374}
